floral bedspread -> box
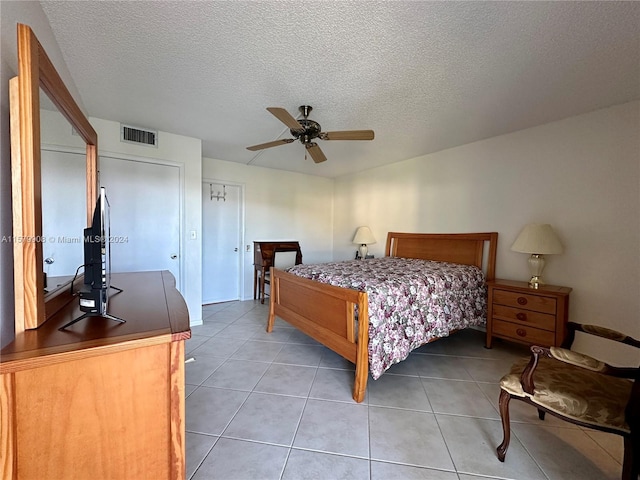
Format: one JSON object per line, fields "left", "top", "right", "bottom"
{"left": 286, "top": 257, "right": 487, "bottom": 379}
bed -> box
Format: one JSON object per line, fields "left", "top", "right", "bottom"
{"left": 266, "top": 232, "right": 498, "bottom": 403}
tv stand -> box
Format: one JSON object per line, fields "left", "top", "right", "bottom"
{"left": 59, "top": 285, "right": 125, "bottom": 330}
{"left": 58, "top": 311, "right": 125, "bottom": 330}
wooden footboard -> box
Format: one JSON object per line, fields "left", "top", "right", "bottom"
{"left": 267, "top": 269, "right": 369, "bottom": 402}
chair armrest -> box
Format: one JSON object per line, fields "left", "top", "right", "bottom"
{"left": 563, "top": 322, "right": 640, "bottom": 349}
{"left": 521, "top": 345, "right": 639, "bottom": 395}
{"left": 550, "top": 347, "right": 638, "bottom": 378}
{"left": 520, "top": 346, "right": 550, "bottom": 395}
{"left": 549, "top": 347, "right": 606, "bottom": 372}
{"left": 548, "top": 346, "right": 637, "bottom": 378}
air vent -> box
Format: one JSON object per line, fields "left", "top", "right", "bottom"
{"left": 120, "top": 124, "right": 158, "bottom": 147}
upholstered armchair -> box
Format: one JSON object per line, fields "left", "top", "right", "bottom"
{"left": 496, "top": 322, "right": 639, "bottom": 479}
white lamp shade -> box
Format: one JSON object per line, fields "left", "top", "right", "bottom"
{"left": 511, "top": 224, "right": 563, "bottom": 255}
{"left": 352, "top": 226, "right": 376, "bottom": 245}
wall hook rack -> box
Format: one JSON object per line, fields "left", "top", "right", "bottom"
{"left": 210, "top": 183, "right": 226, "bottom": 202}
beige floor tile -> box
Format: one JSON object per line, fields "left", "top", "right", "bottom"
{"left": 512, "top": 422, "right": 623, "bottom": 480}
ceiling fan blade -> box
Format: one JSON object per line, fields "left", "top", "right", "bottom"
{"left": 246, "top": 138, "right": 294, "bottom": 151}
{"left": 306, "top": 142, "right": 327, "bottom": 164}
{"left": 266, "top": 107, "right": 303, "bottom": 131}
{"left": 322, "top": 130, "right": 375, "bottom": 141}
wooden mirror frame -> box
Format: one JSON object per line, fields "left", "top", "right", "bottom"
{"left": 11, "top": 24, "right": 98, "bottom": 332}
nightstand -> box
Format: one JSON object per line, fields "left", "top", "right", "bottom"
{"left": 486, "top": 279, "right": 572, "bottom": 348}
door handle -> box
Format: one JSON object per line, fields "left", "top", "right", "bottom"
{"left": 170, "top": 254, "right": 178, "bottom": 259}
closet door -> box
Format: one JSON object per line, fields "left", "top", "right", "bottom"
{"left": 99, "top": 156, "right": 182, "bottom": 286}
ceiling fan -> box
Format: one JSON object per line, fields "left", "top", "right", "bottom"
{"left": 246, "top": 105, "right": 374, "bottom": 164}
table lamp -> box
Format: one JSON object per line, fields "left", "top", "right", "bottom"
{"left": 511, "top": 223, "right": 563, "bottom": 288}
{"left": 353, "top": 226, "right": 376, "bottom": 259}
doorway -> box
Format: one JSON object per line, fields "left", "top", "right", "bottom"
{"left": 202, "top": 181, "right": 243, "bottom": 304}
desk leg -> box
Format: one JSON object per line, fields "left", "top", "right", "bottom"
{"left": 253, "top": 268, "right": 258, "bottom": 300}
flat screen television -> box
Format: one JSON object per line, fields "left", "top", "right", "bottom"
{"left": 59, "top": 186, "right": 124, "bottom": 330}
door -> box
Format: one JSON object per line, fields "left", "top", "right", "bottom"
{"left": 202, "top": 182, "right": 241, "bottom": 304}
{"left": 99, "top": 156, "right": 181, "bottom": 286}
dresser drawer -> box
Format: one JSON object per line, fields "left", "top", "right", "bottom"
{"left": 493, "top": 289, "right": 556, "bottom": 314}
{"left": 492, "top": 320, "right": 556, "bottom": 346}
{"left": 492, "top": 304, "right": 556, "bottom": 331}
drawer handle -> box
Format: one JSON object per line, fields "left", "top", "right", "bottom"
{"left": 516, "top": 328, "right": 527, "bottom": 337}
{"left": 516, "top": 313, "right": 527, "bottom": 321}
{"left": 517, "top": 297, "right": 528, "bottom": 306}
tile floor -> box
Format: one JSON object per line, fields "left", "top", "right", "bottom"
{"left": 185, "top": 300, "right": 624, "bottom": 480}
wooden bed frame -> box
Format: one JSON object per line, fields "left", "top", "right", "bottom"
{"left": 266, "top": 232, "right": 498, "bottom": 402}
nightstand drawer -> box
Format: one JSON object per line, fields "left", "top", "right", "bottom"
{"left": 493, "top": 289, "right": 556, "bottom": 314}
{"left": 492, "top": 320, "right": 556, "bottom": 346}
{"left": 492, "top": 304, "right": 556, "bottom": 331}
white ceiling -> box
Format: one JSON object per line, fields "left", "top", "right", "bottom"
{"left": 40, "top": 1, "right": 639, "bottom": 178}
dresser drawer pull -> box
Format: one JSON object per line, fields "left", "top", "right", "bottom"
{"left": 516, "top": 313, "right": 527, "bottom": 321}
{"left": 516, "top": 328, "right": 527, "bottom": 337}
{"left": 517, "top": 297, "right": 528, "bottom": 306}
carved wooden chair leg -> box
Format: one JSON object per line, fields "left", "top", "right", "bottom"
{"left": 497, "top": 388, "right": 512, "bottom": 462}
{"left": 622, "top": 435, "right": 639, "bottom": 480}
{"left": 253, "top": 270, "right": 257, "bottom": 300}
{"left": 634, "top": 435, "right": 640, "bottom": 479}
{"left": 626, "top": 376, "right": 640, "bottom": 480}
{"left": 622, "top": 436, "right": 632, "bottom": 480}
{"left": 538, "top": 409, "right": 546, "bottom": 420}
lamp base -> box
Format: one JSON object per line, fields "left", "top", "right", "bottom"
{"left": 527, "top": 254, "right": 546, "bottom": 289}
{"left": 528, "top": 275, "right": 545, "bottom": 289}
{"left": 358, "top": 244, "right": 368, "bottom": 260}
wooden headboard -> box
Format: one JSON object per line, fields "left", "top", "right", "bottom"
{"left": 385, "top": 232, "right": 498, "bottom": 281}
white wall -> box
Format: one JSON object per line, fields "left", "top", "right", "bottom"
{"left": 90, "top": 117, "right": 203, "bottom": 325}
{"left": 202, "top": 158, "right": 334, "bottom": 301}
{"left": 335, "top": 101, "right": 640, "bottom": 366}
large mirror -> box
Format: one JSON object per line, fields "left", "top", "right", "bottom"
{"left": 12, "top": 23, "right": 98, "bottom": 332}
{"left": 40, "top": 90, "right": 88, "bottom": 289}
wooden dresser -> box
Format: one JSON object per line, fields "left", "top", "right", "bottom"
{"left": 486, "top": 279, "right": 571, "bottom": 348}
{"left": 0, "top": 271, "right": 190, "bottom": 479}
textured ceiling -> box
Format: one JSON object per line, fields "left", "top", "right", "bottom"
{"left": 39, "top": 1, "right": 640, "bottom": 178}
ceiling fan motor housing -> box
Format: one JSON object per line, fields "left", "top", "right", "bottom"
{"left": 291, "top": 119, "right": 321, "bottom": 144}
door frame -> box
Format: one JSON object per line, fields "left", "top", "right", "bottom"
{"left": 201, "top": 178, "right": 245, "bottom": 302}
{"left": 99, "top": 149, "right": 185, "bottom": 293}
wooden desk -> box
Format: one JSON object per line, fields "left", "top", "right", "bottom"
{"left": 253, "top": 241, "right": 302, "bottom": 303}
{"left": 0, "top": 271, "right": 190, "bottom": 479}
